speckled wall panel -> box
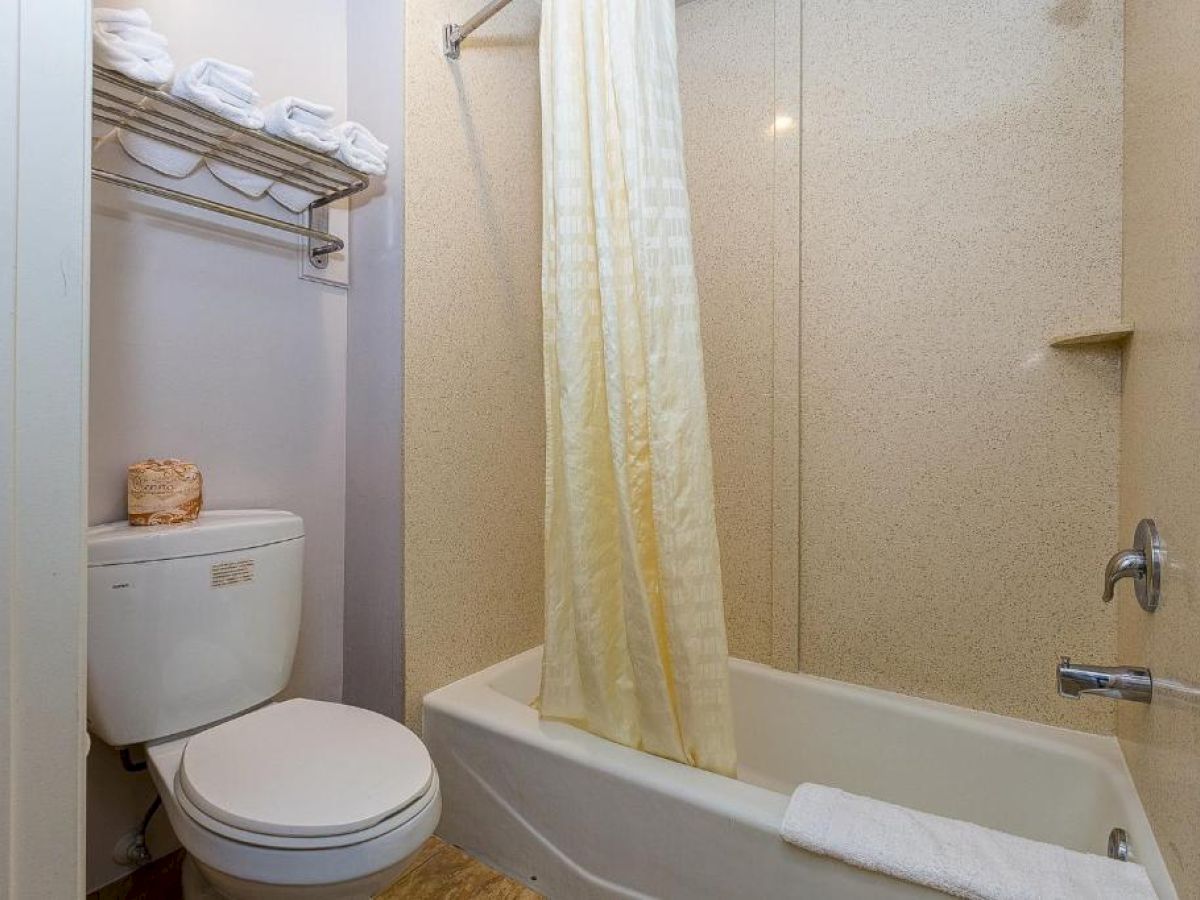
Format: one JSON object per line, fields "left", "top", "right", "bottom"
{"left": 678, "top": 0, "right": 775, "bottom": 664}
{"left": 678, "top": 0, "right": 801, "bottom": 668}
{"left": 402, "top": 0, "right": 545, "bottom": 730}
{"left": 1118, "top": 2, "right": 1200, "bottom": 894}
{"left": 799, "top": 0, "right": 1122, "bottom": 732}
{"left": 770, "top": 0, "right": 801, "bottom": 672}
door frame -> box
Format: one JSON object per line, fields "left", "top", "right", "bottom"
{"left": 0, "top": 0, "right": 91, "bottom": 895}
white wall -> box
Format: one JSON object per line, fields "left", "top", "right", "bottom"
{"left": 343, "top": 0, "right": 406, "bottom": 722}
{"left": 87, "top": 0, "right": 349, "bottom": 890}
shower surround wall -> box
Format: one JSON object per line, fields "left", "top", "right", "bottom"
{"left": 1119, "top": 2, "right": 1200, "bottom": 894}
{"left": 677, "top": 0, "right": 801, "bottom": 671}
{"left": 799, "top": 0, "right": 1123, "bottom": 733}
{"left": 402, "top": 0, "right": 545, "bottom": 729}
{"left": 399, "top": 1, "right": 1124, "bottom": 741}
{"left": 402, "top": 0, "right": 801, "bottom": 726}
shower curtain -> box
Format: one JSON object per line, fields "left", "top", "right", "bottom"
{"left": 538, "top": 0, "right": 737, "bottom": 776}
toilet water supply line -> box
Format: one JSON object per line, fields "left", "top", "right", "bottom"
{"left": 115, "top": 795, "right": 161, "bottom": 867}
{"left": 115, "top": 746, "right": 161, "bottom": 867}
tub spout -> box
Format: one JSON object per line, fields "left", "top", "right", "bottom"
{"left": 1057, "top": 657, "right": 1152, "bottom": 703}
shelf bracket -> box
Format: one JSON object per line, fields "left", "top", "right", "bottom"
{"left": 307, "top": 203, "right": 332, "bottom": 270}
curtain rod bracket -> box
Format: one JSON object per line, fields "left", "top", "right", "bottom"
{"left": 443, "top": 0, "right": 518, "bottom": 60}
{"left": 443, "top": 24, "right": 465, "bottom": 60}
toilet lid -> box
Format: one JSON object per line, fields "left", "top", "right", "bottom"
{"left": 179, "top": 699, "right": 434, "bottom": 838}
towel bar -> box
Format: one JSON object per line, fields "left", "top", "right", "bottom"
{"left": 92, "top": 169, "right": 344, "bottom": 258}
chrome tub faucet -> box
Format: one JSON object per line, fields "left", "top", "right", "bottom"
{"left": 1057, "top": 518, "right": 1160, "bottom": 705}
{"left": 1103, "top": 548, "right": 1146, "bottom": 603}
{"left": 1102, "top": 518, "right": 1162, "bottom": 611}
{"left": 1057, "top": 657, "right": 1152, "bottom": 703}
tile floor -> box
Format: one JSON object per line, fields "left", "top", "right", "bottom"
{"left": 378, "top": 837, "right": 541, "bottom": 899}
{"left": 86, "top": 837, "right": 539, "bottom": 899}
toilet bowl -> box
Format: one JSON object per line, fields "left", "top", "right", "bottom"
{"left": 86, "top": 511, "right": 440, "bottom": 899}
{"left": 146, "top": 700, "right": 440, "bottom": 899}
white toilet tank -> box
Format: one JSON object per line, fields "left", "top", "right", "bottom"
{"left": 87, "top": 510, "right": 305, "bottom": 747}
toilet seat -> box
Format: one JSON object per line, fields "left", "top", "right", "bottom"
{"left": 145, "top": 701, "right": 442, "bottom": 893}
{"left": 175, "top": 767, "right": 440, "bottom": 850}
{"left": 178, "top": 698, "right": 433, "bottom": 841}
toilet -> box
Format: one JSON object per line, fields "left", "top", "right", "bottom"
{"left": 87, "top": 510, "right": 440, "bottom": 899}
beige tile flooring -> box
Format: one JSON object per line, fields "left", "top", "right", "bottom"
{"left": 86, "top": 838, "right": 538, "bottom": 899}
{"left": 378, "top": 837, "right": 541, "bottom": 899}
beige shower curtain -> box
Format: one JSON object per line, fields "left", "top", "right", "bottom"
{"left": 537, "top": 0, "right": 737, "bottom": 776}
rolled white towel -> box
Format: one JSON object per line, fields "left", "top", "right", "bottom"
{"left": 781, "top": 783, "right": 1157, "bottom": 900}
{"left": 171, "top": 59, "right": 265, "bottom": 130}
{"left": 93, "top": 7, "right": 174, "bottom": 87}
{"left": 263, "top": 97, "right": 339, "bottom": 154}
{"left": 94, "top": 7, "right": 152, "bottom": 27}
{"left": 331, "top": 121, "right": 388, "bottom": 176}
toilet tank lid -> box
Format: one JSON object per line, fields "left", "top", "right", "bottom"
{"left": 88, "top": 510, "right": 304, "bottom": 567}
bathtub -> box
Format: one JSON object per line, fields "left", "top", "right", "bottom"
{"left": 423, "top": 648, "right": 1176, "bottom": 899}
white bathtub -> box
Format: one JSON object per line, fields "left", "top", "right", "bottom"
{"left": 423, "top": 648, "right": 1175, "bottom": 899}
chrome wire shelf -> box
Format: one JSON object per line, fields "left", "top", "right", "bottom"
{"left": 91, "top": 67, "right": 369, "bottom": 264}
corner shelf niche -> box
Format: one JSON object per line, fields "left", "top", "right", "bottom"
{"left": 1048, "top": 323, "right": 1134, "bottom": 348}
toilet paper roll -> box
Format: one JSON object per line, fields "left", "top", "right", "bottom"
{"left": 128, "top": 459, "right": 203, "bottom": 526}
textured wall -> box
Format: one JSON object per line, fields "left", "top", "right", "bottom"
{"left": 402, "top": 0, "right": 544, "bottom": 730}
{"left": 677, "top": 0, "right": 801, "bottom": 669}
{"left": 403, "top": 0, "right": 799, "bottom": 723}
{"left": 1119, "top": 3, "right": 1200, "bottom": 894}
{"left": 799, "top": 0, "right": 1123, "bottom": 732}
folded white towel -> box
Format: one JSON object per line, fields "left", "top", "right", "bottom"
{"left": 171, "top": 59, "right": 265, "bottom": 130}
{"left": 263, "top": 97, "right": 339, "bottom": 154}
{"left": 207, "top": 159, "right": 273, "bottom": 198}
{"left": 781, "top": 784, "right": 1157, "bottom": 900}
{"left": 93, "top": 7, "right": 174, "bottom": 87}
{"left": 117, "top": 130, "right": 203, "bottom": 178}
{"left": 267, "top": 181, "right": 320, "bottom": 213}
{"left": 331, "top": 121, "right": 388, "bottom": 175}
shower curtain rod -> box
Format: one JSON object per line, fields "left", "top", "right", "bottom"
{"left": 443, "top": 0, "right": 692, "bottom": 59}
{"left": 443, "top": 0, "right": 517, "bottom": 59}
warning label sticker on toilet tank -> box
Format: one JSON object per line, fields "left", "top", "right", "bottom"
{"left": 211, "top": 559, "right": 255, "bottom": 588}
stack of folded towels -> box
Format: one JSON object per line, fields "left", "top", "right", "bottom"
{"left": 262, "top": 97, "right": 341, "bottom": 212}
{"left": 93, "top": 7, "right": 389, "bottom": 214}
{"left": 93, "top": 8, "right": 173, "bottom": 87}
{"left": 333, "top": 122, "right": 388, "bottom": 176}
{"left": 120, "top": 58, "right": 264, "bottom": 179}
